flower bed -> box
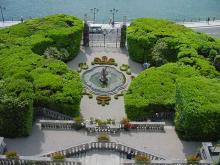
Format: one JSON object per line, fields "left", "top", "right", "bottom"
{"left": 91, "top": 56, "right": 117, "bottom": 66}
{"left": 135, "top": 154, "right": 151, "bottom": 164}
{"left": 96, "top": 96, "right": 111, "bottom": 106}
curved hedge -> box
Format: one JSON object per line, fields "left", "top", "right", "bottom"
{"left": 127, "top": 18, "right": 220, "bottom": 75}
{"left": 175, "top": 77, "right": 220, "bottom": 140}
{"left": 0, "top": 14, "right": 83, "bottom": 137}
{"left": 125, "top": 63, "right": 200, "bottom": 120}
{"left": 126, "top": 18, "right": 220, "bottom": 140}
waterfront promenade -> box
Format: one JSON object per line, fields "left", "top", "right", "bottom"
{"left": 2, "top": 20, "right": 220, "bottom": 40}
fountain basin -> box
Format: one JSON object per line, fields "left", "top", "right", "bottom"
{"left": 82, "top": 66, "right": 126, "bottom": 95}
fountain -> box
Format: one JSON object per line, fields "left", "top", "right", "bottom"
{"left": 82, "top": 66, "right": 126, "bottom": 95}
{"left": 99, "top": 66, "right": 108, "bottom": 85}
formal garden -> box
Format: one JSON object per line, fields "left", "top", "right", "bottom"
{"left": 0, "top": 14, "right": 220, "bottom": 164}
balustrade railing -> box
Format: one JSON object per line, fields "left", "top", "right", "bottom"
{"left": 0, "top": 155, "right": 81, "bottom": 165}
{"left": 39, "top": 119, "right": 165, "bottom": 133}
{"left": 128, "top": 122, "right": 165, "bottom": 132}
{"left": 122, "top": 159, "right": 213, "bottom": 165}
{"left": 40, "top": 120, "right": 76, "bottom": 130}
{"left": 41, "top": 141, "right": 166, "bottom": 161}
{"left": 35, "top": 107, "right": 73, "bottom": 120}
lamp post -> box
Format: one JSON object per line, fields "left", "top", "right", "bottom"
{"left": 90, "top": 8, "right": 99, "bottom": 23}
{"left": 0, "top": 6, "right": 6, "bottom": 23}
{"left": 110, "top": 8, "right": 118, "bottom": 26}
{"left": 103, "top": 29, "right": 107, "bottom": 47}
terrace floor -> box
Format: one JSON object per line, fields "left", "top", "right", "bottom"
{"left": 5, "top": 123, "right": 201, "bottom": 160}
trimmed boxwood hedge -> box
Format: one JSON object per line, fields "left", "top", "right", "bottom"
{"left": 125, "top": 63, "right": 200, "bottom": 120}
{"left": 0, "top": 14, "right": 83, "bottom": 137}
{"left": 175, "top": 77, "right": 220, "bottom": 140}
{"left": 126, "top": 18, "right": 220, "bottom": 140}
{"left": 127, "top": 18, "right": 220, "bottom": 71}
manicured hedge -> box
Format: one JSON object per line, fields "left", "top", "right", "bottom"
{"left": 0, "top": 14, "right": 83, "bottom": 137}
{"left": 127, "top": 18, "right": 220, "bottom": 74}
{"left": 125, "top": 63, "right": 200, "bottom": 120}
{"left": 175, "top": 77, "right": 220, "bottom": 140}
{"left": 0, "top": 79, "right": 33, "bottom": 137}
{"left": 126, "top": 18, "right": 220, "bottom": 140}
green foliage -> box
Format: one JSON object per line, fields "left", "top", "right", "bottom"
{"left": 126, "top": 18, "right": 220, "bottom": 140}
{"left": 175, "top": 77, "right": 220, "bottom": 140}
{"left": 135, "top": 154, "right": 150, "bottom": 163}
{"left": 186, "top": 155, "right": 201, "bottom": 162}
{"left": 214, "top": 55, "right": 220, "bottom": 71}
{"left": 125, "top": 63, "right": 200, "bottom": 120}
{"left": 0, "top": 79, "right": 33, "bottom": 137}
{"left": 52, "top": 153, "right": 65, "bottom": 161}
{"left": 0, "top": 14, "right": 83, "bottom": 137}
{"left": 5, "top": 151, "right": 18, "bottom": 159}
{"left": 127, "top": 18, "right": 220, "bottom": 73}
{"left": 97, "top": 133, "right": 110, "bottom": 142}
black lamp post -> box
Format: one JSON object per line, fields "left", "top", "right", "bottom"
{"left": 90, "top": 8, "right": 99, "bottom": 23}
{"left": 110, "top": 8, "right": 118, "bottom": 26}
{"left": 0, "top": 6, "right": 6, "bottom": 23}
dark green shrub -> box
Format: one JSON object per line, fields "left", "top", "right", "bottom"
{"left": 214, "top": 55, "right": 220, "bottom": 71}
{"left": 175, "top": 77, "right": 220, "bottom": 140}
{"left": 120, "top": 25, "right": 127, "bottom": 48}
{"left": 0, "top": 79, "right": 33, "bottom": 137}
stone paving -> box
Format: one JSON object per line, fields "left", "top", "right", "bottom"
{"left": 67, "top": 47, "right": 143, "bottom": 121}
{"left": 5, "top": 123, "right": 201, "bottom": 160}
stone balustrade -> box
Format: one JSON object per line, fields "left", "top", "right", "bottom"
{"left": 40, "top": 120, "right": 76, "bottom": 130}
{"left": 0, "top": 155, "right": 81, "bottom": 165}
{"left": 200, "top": 142, "right": 213, "bottom": 161}
{"left": 85, "top": 123, "right": 121, "bottom": 134}
{"left": 39, "top": 119, "right": 165, "bottom": 133}
{"left": 122, "top": 159, "right": 213, "bottom": 165}
{"left": 35, "top": 107, "right": 73, "bottom": 120}
{"left": 41, "top": 141, "right": 167, "bottom": 161}
{"left": 128, "top": 122, "right": 165, "bottom": 132}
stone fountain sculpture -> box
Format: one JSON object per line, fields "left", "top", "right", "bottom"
{"left": 99, "top": 66, "right": 108, "bottom": 85}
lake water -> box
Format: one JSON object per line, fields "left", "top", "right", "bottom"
{"left": 1, "top": 0, "right": 220, "bottom": 22}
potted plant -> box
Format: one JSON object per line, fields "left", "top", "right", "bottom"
{"left": 5, "top": 151, "right": 19, "bottom": 159}
{"left": 135, "top": 154, "right": 150, "bottom": 164}
{"left": 97, "top": 133, "right": 110, "bottom": 142}
{"left": 52, "top": 153, "right": 65, "bottom": 161}
{"left": 186, "top": 154, "right": 201, "bottom": 164}
{"left": 74, "top": 116, "right": 84, "bottom": 130}
{"left": 120, "top": 117, "right": 130, "bottom": 131}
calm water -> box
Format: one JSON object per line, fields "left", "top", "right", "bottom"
{"left": 1, "top": 0, "right": 220, "bottom": 22}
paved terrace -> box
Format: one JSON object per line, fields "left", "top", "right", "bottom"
{"left": 5, "top": 123, "right": 201, "bottom": 160}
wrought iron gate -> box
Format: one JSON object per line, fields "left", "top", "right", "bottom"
{"left": 89, "top": 27, "right": 121, "bottom": 48}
